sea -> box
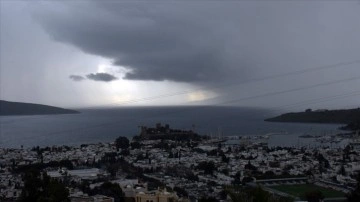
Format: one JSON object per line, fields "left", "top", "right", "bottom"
{"left": 0, "top": 106, "right": 345, "bottom": 149}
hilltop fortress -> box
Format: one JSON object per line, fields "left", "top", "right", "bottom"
{"left": 138, "top": 123, "right": 202, "bottom": 141}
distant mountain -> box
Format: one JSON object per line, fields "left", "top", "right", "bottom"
{"left": 265, "top": 108, "right": 360, "bottom": 124}
{"left": 0, "top": 100, "right": 79, "bottom": 116}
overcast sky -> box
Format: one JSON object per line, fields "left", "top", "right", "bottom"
{"left": 1, "top": 1, "right": 359, "bottom": 110}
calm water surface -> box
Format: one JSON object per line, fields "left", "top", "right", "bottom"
{"left": 0, "top": 106, "right": 343, "bottom": 148}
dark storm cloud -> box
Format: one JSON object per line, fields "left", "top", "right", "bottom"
{"left": 86, "top": 73, "right": 118, "bottom": 82}
{"left": 1, "top": 1, "right": 359, "bottom": 108}
{"left": 32, "top": 1, "right": 360, "bottom": 107}
{"left": 69, "top": 75, "right": 85, "bottom": 82}
{"left": 33, "top": 2, "right": 257, "bottom": 83}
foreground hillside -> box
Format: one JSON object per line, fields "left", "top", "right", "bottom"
{"left": 265, "top": 108, "right": 360, "bottom": 124}
{"left": 0, "top": 100, "right": 79, "bottom": 115}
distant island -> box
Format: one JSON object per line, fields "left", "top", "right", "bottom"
{"left": 0, "top": 100, "right": 79, "bottom": 116}
{"left": 265, "top": 107, "right": 360, "bottom": 125}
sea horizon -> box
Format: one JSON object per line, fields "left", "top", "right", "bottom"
{"left": 0, "top": 106, "right": 343, "bottom": 149}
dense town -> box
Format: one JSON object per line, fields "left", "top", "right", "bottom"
{"left": 1, "top": 123, "right": 360, "bottom": 202}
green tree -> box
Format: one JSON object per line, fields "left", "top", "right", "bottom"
{"left": 198, "top": 196, "right": 218, "bottom": 202}
{"left": 250, "top": 186, "right": 272, "bottom": 202}
{"left": 38, "top": 178, "right": 69, "bottom": 202}
{"left": 173, "top": 186, "right": 188, "bottom": 198}
{"left": 232, "top": 171, "right": 242, "bottom": 185}
{"left": 106, "top": 163, "right": 121, "bottom": 177}
{"left": 197, "top": 161, "right": 216, "bottom": 175}
{"left": 19, "top": 169, "right": 69, "bottom": 202}
{"left": 91, "top": 182, "right": 124, "bottom": 202}
{"left": 19, "top": 169, "right": 43, "bottom": 202}
{"left": 305, "top": 190, "right": 324, "bottom": 202}
{"left": 115, "top": 136, "right": 130, "bottom": 150}
{"left": 347, "top": 172, "right": 360, "bottom": 202}
{"left": 226, "top": 189, "right": 252, "bottom": 202}
{"left": 130, "top": 141, "right": 141, "bottom": 149}
{"left": 221, "top": 153, "right": 230, "bottom": 163}
{"left": 339, "top": 164, "right": 346, "bottom": 176}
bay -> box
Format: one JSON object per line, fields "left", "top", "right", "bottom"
{"left": 0, "top": 106, "right": 342, "bottom": 148}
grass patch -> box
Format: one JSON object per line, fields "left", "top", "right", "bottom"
{"left": 270, "top": 184, "right": 345, "bottom": 199}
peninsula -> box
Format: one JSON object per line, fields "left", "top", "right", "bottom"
{"left": 0, "top": 100, "right": 79, "bottom": 116}
{"left": 265, "top": 108, "right": 360, "bottom": 125}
